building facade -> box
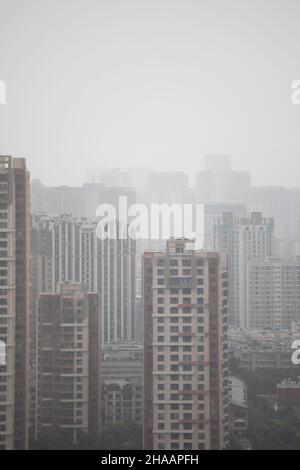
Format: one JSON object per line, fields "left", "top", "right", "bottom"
{"left": 0, "top": 155, "right": 30, "bottom": 450}
{"left": 214, "top": 212, "right": 274, "bottom": 328}
{"left": 31, "top": 213, "right": 136, "bottom": 344}
{"left": 36, "top": 282, "right": 101, "bottom": 444}
{"left": 196, "top": 155, "right": 251, "bottom": 203}
{"left": 277, "top": 379, "right": 300, "bottom": 408}
{"left": 246, "top": 258, "right": 300, "bottom": 330}
{"left": 143, "top": 239, "right": 229, "bottom": 450}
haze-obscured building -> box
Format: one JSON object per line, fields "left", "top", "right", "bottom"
{"left": 246, "top": 258, "right": 300, "bottom": 330}
{"left": 228, "top": 375, "right": 248, "bottom": 448}
{"left": 214, "top": 212, "right": 274, "bottom": 328}
{"left": 196, "top": 155, "right": 251, "bottom": 203}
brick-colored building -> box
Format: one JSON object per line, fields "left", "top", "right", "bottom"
{"left": 143, "top": 239, "right": 229, "bottom": 450}
{"left": 0, "top": 156, "right": 30, "bottom": 450}
{"left": 36, "top": 282, "right": 101, "bottom": 444}
{"left": 277, "top": 379, "right": 300, "bottom": 408}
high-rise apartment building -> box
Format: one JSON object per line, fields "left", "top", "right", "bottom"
{"left": 246, "top": 257, "right": 300, "bottom": 331}
{"left": 248, "top": 186, "right": 291, "bottom": 239}
{"left": 30, "top": 180, "right": 88, "bottom": 217}
{"left": 0, "top": 155, "right": 30, "bottom": 450}
{"left": 143, "top": 239, "right": 229, "bottom": 450}
{"left": 214, "top": 212, "right": 274, "bottom": 328}
{"left": 30, "top": 214, "right": 136, "bottom": 344}
{"left": 85, "top": 167, "right": 132, "bottom": 188}
{"left": 30, "top": 215, "right": 99, "bottom": 437}
{"left": 36, "top": 282, "right": 101, "bottom": 444}
{"left": 30, "top": 215, "right": 136, "bottom": 438}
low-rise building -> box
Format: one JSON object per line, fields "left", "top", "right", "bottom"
{"left": 228, "top": 375, "right": 249, "bottom": 448}
{"left": 277, "top": 379, "right": 300, "bottom": 408}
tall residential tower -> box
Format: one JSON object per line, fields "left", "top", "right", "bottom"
{"left": 143, "top": 239, "right": 229, "bottom": 450}
{"left": 36, "top": 282, "right": 101, "bottom": 444}
{"left": 0, "top": 156, "right": 30, "bottom": 450}
{"left": 214, "top": 212, "right": 274, "bottom": 328}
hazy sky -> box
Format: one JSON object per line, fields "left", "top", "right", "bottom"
{"left": 1, "top": 0, "right": 300, "bottom": 187}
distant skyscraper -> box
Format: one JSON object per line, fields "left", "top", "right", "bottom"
{"left": 143, "top": 239, "right": 229, "bottom": 450}
{"left": 214, "top": 212, "right": 274, "bottom": 328}
{"left": 289, "top": 188, "right": 300, "bottom": 240}
{"left": 31, "top": 179, "right": 136, "bottom": 219}
{"left": 36, "top": 283, "right": 101, "bottom": 444}
{"left": 85, "top": 167, "right": 131, "bottom": 188}
{"left": 196, "top": 156, "right": 251, "bottom": 203}
{"left": 128, "top": 167, "right": 153, "bottom": 195}
{"left": 274, "top": 239, "right": 300, "bottom": 259}
{"left": 248, "top": 186, "right": 291, "bottom": 239}
{"left": 0, "top": 155, "right": 30, "bottom": 450}
{"left": 30, "top": 180, "right": 87, "bottom": 217}
{"left": 146, "top": 171, "right": 193, "bottom": 205}
{"left": 204, "top": 154, "right": 232, "bottom": 172}
{"left": 202, "top": 201, "right": 260, "bottom": 250}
